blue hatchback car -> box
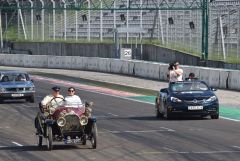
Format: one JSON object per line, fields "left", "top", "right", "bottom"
{"left": 155, "top": 80, "right": 219, "bottom": 119}
{"left": 0, "top": 71, "right": 35, "bottom": 103}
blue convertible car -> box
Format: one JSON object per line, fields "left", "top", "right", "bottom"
{"left": 0, "top": 71, "right": 35, "bottom": 103}
{"left": 155, "top": 80, "right": 219, "bottom": 119}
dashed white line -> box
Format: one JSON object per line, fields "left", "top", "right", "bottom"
{"left": 160, "top": 127, "right": 175, "bottom": 132}
{"left": 12, "top": 142, "right": 23, "bottom": 147}
{"left": 233, "top": 146, "right": 240, "bottom": 149}
{"left": 163, "top": 147, "right": 178, "bottom": 152}
{"left": 108, "top": 113, "right": 119, "bottom": 117}
{"left": 136, "top": 150, "right": 240, "bottom": 155}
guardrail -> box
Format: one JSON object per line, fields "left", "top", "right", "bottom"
{"left": 0, "top": 54, "right": 239, "bottom": 90}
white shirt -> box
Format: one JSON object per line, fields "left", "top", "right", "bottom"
{"left": 65, "top": 95, "right": 82, "bottom": 107}
{"left": 41, "top": 94, "right": 64, "bottom": 108}
{"left": 169, "top": 69, "right": 183, "bottom": 82}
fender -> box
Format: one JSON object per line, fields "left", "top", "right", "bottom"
{"left": 45, "top": 119, "right": 55, "bottom": 126}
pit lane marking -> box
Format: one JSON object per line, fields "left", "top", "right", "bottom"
{"left": 12, "top": 142, "right": 23, "bottom": 146}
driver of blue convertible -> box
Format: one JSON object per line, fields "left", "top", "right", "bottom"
{"left": 41, "top": 86, "right": 64, "bottom": 109}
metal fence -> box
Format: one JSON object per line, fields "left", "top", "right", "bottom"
{"left": 0, "top": 0, "right": 240, "bottom": 63}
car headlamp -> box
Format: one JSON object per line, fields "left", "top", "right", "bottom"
{"left": 170, "top": 97, "right": 182, "bottom": 103}
{"left": 205, "top": 96, "right": 217, "bottom": 103}
{"left": 79, "top": 115, "right": 88, "bottom": 126}
{"left": 57, "top": 117, "right": 66, "bottom": 127}
{"left": 44, "top": 111, "right": 50, "bottom": 117}
{"left": 0, "top": 87, "right": 5, "bottom": 93}
{"left": 29, "top": 87, "right": 35, "bottom": 91}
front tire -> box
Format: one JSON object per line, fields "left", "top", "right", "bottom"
{"left": 91, "top": 122, "right": 98, "bottom": 149}
{"left": 46, "top": 126, "right": 53, "bottom": 151}
{"left": 211, "top": 114, "right": 219, "bottom": 119}
{"left": 37, "top": 136, "right": 43, "bottom": 147}
{"left": 27, "top": 95, "right": 35, "bottom": 103}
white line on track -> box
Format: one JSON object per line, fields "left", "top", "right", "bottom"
{"left": 38, "top": 77, "right": 240, "bottom": 122}
{"left": 163, "top": 147, "right": 178, "bottom": 152}
{"left": 108, "top": 113, "right": 119, "bottom": 117}
{"left": 136, "top": 150, "right": 240, "bottom": 155}
{"left": 12, "top": 142, "right": 23, "bottom": 146}
{"left": 219, "top": 116, "right": 240, "bottom": 122}
{"left": 233, "top": 146, "right": 240, "bottom": 149}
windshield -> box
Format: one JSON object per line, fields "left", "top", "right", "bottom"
{"left": 62, "top": 101, "right": 85, "bottom": 108}
{"left": 170, "top": 82, "right": 209, "bottom": 92}
{"left": 0, "top": 73, "right": 30, "bottom": 82}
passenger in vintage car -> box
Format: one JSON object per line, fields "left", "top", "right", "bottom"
{"left": 65, "top": 87, "right": 82, "bottom": 107}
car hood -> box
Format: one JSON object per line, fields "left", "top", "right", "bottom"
{"left": 0, "top": 81, "right": 34, "bottom": 88}
{"left": 171, "top": 90, "right": 215, "bottom": 100}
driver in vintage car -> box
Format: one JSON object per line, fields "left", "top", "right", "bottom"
{"left": 35, "top": 86, "right": 64, "bottom": 135}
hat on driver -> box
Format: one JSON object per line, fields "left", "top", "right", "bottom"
{"left": 52, "top": 86, "right": 60, "bottom": 92}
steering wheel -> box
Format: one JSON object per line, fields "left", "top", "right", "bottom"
{"left": 46, "top": 97, "right": 65, "bottom": 110}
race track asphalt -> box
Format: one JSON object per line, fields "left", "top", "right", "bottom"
{"left": 0, "top": 79, "right": 240, "bottom": 161}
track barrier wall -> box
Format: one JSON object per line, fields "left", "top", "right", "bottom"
{"left": 0, "top": 54, "right": 239, "bottom": 90}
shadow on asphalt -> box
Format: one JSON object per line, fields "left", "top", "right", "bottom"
{"left": 0, "top": 145, "right": 92, "bottom": 151}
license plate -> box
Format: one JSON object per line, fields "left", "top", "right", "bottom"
{"left": 188, "top": 106, "right": 203, "bottom": 110}
{"left": 11, "top": 94, "right": 24, "bottom": 97}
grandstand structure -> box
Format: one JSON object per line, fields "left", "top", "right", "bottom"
{"left": 0, "top": 0, "right": 240, "bottom": 61}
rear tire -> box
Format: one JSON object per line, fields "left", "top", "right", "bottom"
{"left": 155, "top": 103, "right": 162, "bottom": 118}
{"left": 46, "top": 126, "right": 53, "bottom": 151}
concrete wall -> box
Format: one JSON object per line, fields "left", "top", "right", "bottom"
{"left": 11, "top": 42, "right": 200, "bottom": 65}
{"left": 0, "top": 54, "right": 239, "bottom": 91}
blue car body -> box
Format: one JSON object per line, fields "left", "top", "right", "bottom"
{"left": 155, "top": 80, "right": 219, "bottom": 119}
{"left": 0, "top": 71, "right": 35, "bottom": 102}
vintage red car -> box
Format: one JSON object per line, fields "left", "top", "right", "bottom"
{"left": 35, "top": 97, "right": 97, "bottom": 150}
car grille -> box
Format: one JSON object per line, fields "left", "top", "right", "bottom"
{"left": 62, "top": 115, "right": 81, "bottom": 132}
{"left": 184, "top": 99, "right": 205, "bottom": 105}
{"left": 5, "top": 88, "right": 25, "bottom": 92}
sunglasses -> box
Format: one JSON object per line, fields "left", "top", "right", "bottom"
{"left": 68, "top": 90, "right": 75, "bottom": 92}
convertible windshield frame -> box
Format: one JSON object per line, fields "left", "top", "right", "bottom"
{"left": 169, "top": 81, "right": 209, "bottom": 92}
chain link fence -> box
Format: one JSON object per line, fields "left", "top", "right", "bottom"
{"left": 1, "top": 0, "right": 240, "bottom": 63}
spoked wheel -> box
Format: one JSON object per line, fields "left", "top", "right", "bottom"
{"left": 46, "top": 126, "right": 53, "bottom": 151}
{"left": 91, "top": 122, "right": 98, "bottom": 149}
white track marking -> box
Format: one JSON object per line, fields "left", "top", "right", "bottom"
{"left": 12, "top": 142, "right": 23, "bottom": 146}
{"left": 108, "top": 113, "right": 119, "bottom": 117}
{"left": 233, "top": 146, "right": 240, "bottom": 149}
{"left": 160, "top": 127, "right": 175, "bottom": 132}
{"left": 136, "top": 150, "right": 240, "bottom": 155}
{"left": 163, "top": 147, "right": 178, "bottom": 152}
{"left": 219, "top": 116, "right": 240, "bottom": 122}
{"left": 20, "top": 104, "right": 33, "bottom": 108}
